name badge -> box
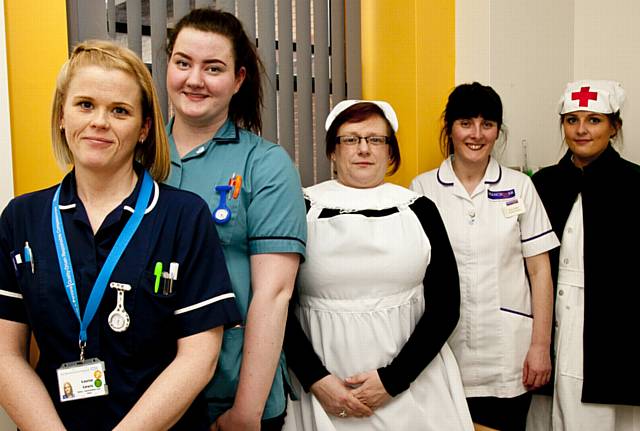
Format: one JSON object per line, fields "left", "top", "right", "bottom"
{"left": 503, "top": 198, "right": 525, "bottom": 218}
{"left": 57, "top": 358, "right": 108, "bottom": 402}
{"left": 488, "top": 189, "right": 516, "bottom": 200}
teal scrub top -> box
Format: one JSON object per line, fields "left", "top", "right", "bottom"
{"left": 165, "top": 118, "right": 307, "bottom": 420}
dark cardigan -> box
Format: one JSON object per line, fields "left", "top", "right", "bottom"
{"left": 533, "top": 145, "right": 640, "bottom": 406}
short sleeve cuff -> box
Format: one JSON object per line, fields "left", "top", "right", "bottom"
{"left": 249, "top": 237, "right": 306, "bottom": 257}
{"left": 0, "top": 293, "right": 28, "bottom": 324}
{"left": 522, "top": 230, "right": 560, "bottom": 257}
{"left": 174, "top": 293, "right": 241, "bottom": 339}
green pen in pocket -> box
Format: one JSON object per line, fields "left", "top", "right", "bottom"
{"left": 153, "top": 262, "right": 163, "bottom": 293}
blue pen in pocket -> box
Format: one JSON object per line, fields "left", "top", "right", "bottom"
{"left": 23, "top": 242, "right": 34, "bottom": 274}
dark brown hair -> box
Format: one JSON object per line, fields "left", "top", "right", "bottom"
{"left": 325, "top": 102, "right": 401, "bottom": 175}
{"left": 168, "top": 8, "right": 264, "bottom": 133}
{"left": 440, "top": 82, "right": 504, "bottom": 157}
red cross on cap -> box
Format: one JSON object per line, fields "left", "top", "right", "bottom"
{"left": 571, "top": 86, "right": 598, "bottom": 107}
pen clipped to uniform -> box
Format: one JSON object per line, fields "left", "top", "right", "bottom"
{"left": 168, "top": 262, "right": 179, "bottom": 294}
{"left": 153, "top": 262, "right": 163, "bottom": 293}
{"left": 24, "top": 241, "right": 34, "bottom": 274}
{"left": 161, "top": 262, "right": 179, "bottom": 295}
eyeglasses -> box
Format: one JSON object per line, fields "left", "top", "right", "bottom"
{"left": 336, "top": 135, "right": 389, "bottom": 146}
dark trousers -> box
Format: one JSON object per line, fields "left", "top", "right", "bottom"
{"left": 260, "top": 410, "right": 286, "bottom": 431}
{"left": 467, "top": 392, "right": 533, "bottom": 431}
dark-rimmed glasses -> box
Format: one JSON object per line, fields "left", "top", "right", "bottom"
{"left": 336, "top": 135, "right": 388, "bottom": 146}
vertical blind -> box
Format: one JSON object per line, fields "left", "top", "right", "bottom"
{"left": 67, "top": 0, "right": 361, "bottom": 186}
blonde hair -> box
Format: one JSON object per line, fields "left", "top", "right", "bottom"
{"left": 51, "top": 39, "right": 169, "bottom": 181}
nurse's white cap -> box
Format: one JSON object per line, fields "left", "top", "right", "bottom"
{"left": 325, "top": 100, "right": 399, "bottom": 132}
{"left": 558, "top": 80, "right": 625, "bottom": 114}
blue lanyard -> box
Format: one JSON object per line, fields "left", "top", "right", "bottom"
{"left": 51, "top": 170, "right": 153, "bottom": 350}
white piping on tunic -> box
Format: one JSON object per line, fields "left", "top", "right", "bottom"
{"left": 124, "top": 181, "right": 159, "bottom": 214}
{"left": 0, "top": 289, "right": 22, "bottom": 299}
{"left": 59, "top": 181, "right": 160, "bottom": 215}
{"left": 174, "top": 292, "right": 235, "bottom": 315}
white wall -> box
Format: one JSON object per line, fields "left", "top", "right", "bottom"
{"left": 456, "top": 0, "right": 640, "bottom": 169}
{"left": 0, "top": 0, "right": 13, "bottom": 210}
{"left": 573, "top": 0, "right": 640, "bottom": 163}
{"left": 456, "top": 0, "right": 491, "bottom": 85}
{"left": 490, "top": 0, "right": 574, "bottom": 170}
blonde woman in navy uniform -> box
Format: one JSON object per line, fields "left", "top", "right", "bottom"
{"left": 0, "top": 40, "right": 239, "bottom": 430}
{"left": 530, "top": 80, "right": 640, "bottom": 431}
{"left": 411, "top": 82, "right": 559, "bottom": 431}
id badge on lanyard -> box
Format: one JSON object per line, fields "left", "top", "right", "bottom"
{"left": 51, "top": 171, "right": 153, "bottom": 401}
{"left": 57, "top": 358, "right": 108, "bottom": 402}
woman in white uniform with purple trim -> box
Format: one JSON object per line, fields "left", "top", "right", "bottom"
{"left": 411, "top": 82, "right": 559, "bottom": 431}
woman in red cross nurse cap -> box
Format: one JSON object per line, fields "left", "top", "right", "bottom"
{"left": 529, "top": 80, "right": 640, "bottom": 431}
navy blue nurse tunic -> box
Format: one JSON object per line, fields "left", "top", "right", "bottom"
{"left": 0, "top": 165, "right": 241, "bottom": 430}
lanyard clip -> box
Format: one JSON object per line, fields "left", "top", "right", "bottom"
{"left": 79, "top": 340, "right": 86, "bottom": 363}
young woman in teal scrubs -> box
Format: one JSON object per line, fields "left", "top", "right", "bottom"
{"left": 165, "top": 8, "right": 307, "bottom": 431}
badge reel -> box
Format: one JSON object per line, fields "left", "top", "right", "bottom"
{"left": 213, "top": 185, "right": 233, "bottom": 225}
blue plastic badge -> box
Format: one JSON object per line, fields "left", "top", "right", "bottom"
{"left": 213, "top": 185, "right": 233, "bottom": 224}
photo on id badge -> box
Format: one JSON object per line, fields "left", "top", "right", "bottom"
{"left": 57, "top": 358, "right": 108, "bottom": 402}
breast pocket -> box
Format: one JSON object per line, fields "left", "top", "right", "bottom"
{"left": 214, "top": 197, "right": 245, "bottom": 245}
{"left": 32, "top": 259, "right": 88, "bottom": 351}
{"left": 130, "top": 270, "right": 177, "bottom": 355}
{"left": 29, "top": 263, "right": 63, "bottom": 325}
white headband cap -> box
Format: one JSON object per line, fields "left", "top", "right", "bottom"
{"left": 558, "top": 80, "right": 625, "bottom": 114}
{"left": 324, "top": 99, "right": 399, "bottom": 132}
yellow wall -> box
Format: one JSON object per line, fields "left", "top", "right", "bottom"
{"left": 5, "top": 0, "right": 68, "bottom": 195}
{"left": 361, "top": 0, "right": 455, "bottom": 187}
